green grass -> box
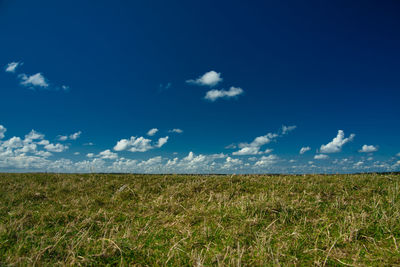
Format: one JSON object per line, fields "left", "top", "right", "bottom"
{"left": 0, "top": 173, "right": 400, "bottom": 266}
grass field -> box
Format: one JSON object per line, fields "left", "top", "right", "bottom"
{"left": 0, "top": 173, "right": 399, "bottom": 266}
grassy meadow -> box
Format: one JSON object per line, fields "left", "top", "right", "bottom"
{"left": 0, "top": 173, "right": 399, "bottom": 266}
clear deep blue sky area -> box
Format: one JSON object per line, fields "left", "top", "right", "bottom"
{"left": 1, "top": 0, "right": 399, "bottom": 173}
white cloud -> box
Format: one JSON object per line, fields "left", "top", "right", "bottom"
{"left": 233, "top": 133, "right": 278, "bottom": 156}
{"left": 5, "top": 62, "right": 22, "bottom": 73}
{"left": 73, "top": 152, "right": 80, "bottom": 155}
{"left": 314, "top": 154, "right": 329, "bottom": 160}
{"left": 156, "top": 136, "right": 169, "bottom": 148}
{"left": 114, "top": 139, "right": 130, "bottom": 151}
{"left": 225, "top": 143, "right": 237, "bottom": 149}
{"left": 25, "top": 130, "right": 45, "bottom": 141}
{"left": 354, "top": 161, "right": 364, "bottom": 167}
{"left": 113, "top": 135, "right": 165, "bottom": 153}
{"left": 99, "top": 149, "right": 118, "bottom": 160}
{"left": 2, "top": 137, "right": 23, "bottom": 149}
{"left": 204, "top": 86, "right": 243, "bottom": 102}
{"left": 0, "top": 125, "right": 6, "bottom": 139}
{"left": 168, "top": 128, "right": 183, "bottom": 134}
{"left": 147, "top": 128, "right": 158, "bottom": 136}
{"left": 299, "top": 146, "right": 311, "bottom": 154}
{"left": 397, "top": 152, "right": 400, "bottom": 157}
{"left": 16, "top": 142, "right": 37, "bottom": 154}
{"left": 44, "top": 143, "right": 68, "bottom": 153}
{"left": 127, "top": 137, "right": 153, "bottom": 152}
{"left": 282, "top": 125, "right": 297, "bottom": 135}
{"left": 35, "top": 150, "right": 52, "bottom": 157}
{"left": 69, "top": 131, "right": 82, "bottom": 140}
{"left": 57, "top": 131, "right": 81, "bottom": 141}
{"left": 58, "top": 135, "right": 68, "bottom": 141}
{"left": 62, "top": 85, "right": 70, "bottom": 91}
{"left": 0, "top": 125, "right": 397, "bottom": 174}
{"left": 186, "top": 70, "right": 223, "bottom": 87}
{"left": 254, "top": 155, "right": 278, "bottom": 166}
{"left": 19, "top": 73, "right": 49, "bottom": 88}
{"left": 359, "top": 145, "right": 378, "bottom": 153}
{"left": 320, "top": 130, "right": 355, "bottom": 153}
{"left": 37, "top": 140, "right": 50, "bottom": 146}
{"left": 233, "top": 146, "right": 262, "bottom": 156}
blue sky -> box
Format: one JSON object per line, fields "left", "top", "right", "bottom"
{"left": 1, "top": 0, "right": 399, "bottom": 173}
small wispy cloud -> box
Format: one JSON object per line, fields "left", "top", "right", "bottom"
{"left": 5, "top": 62, "right": 22, "bottom": 73}
{"left": 282, "top": 125, "right": 297, "bottom": 135}
{"left": 168, "top": 128, "right": 183, "bottom": 134}
{"left": 314, "top": 154, "right": 329, "bottom": 160}
{"left": 204, "top": 86, "right": 243, "bottom": 102}
{"left": 225, "top": 143, "right": 237, "bottom": 149}
{"left": 58, "top": 136, "right": 68, "bottom": 141}
{"left": 159, "top": 83, "right": 171, "bottom": 92}
{"left": 299, "top": 146, "right": 311, "bottom": 154}
{"left": 58, "top": 131, "right": 82, "bottom": 141}
{"left": 187, "top": 70, "right": 223, "bottom": 87}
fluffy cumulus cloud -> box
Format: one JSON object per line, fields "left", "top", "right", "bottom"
{"left": 113, "top": 135, "right": 169, "bottom": 152}
{"left": 314, "top": 154, "right": 329, "bottom": 160}
{"left": 0, "top": 127, "right": 75, "bottom": 171}
{"left": 44, "top": 143, "right": 68, "bottom": 152}
{"left": 232, "top": 126, "right": 295, "bottom": 156}
{"left": 320, "top": 130, "right": 355, "bottom": 153}
{"left": 359, "top": 145, "right": 378, "bottom": 153}
{"left": 233, "top": 133, "right": 278, "bottom": 155}
{"left": 186, "top": 70, "right": 223, "bottom": 87}
{"left": 98, "top": 149, "right": 118, "bottom": 160}
{"left": 19, "top": 73, "right": 49, "bottom": 88}
{"left": 0, "top": 124, "right": 397, "bottom": 174}
{"left": 5, "top": 62, "right": 22, "bottom": 73}
{"left": 147, "top": 128, "right": 158, "bottom": 136}
{"left": 254, "top": 155, "right": 279, "bottom": 167}
{"left": 168, "top": 128, "right": 183, "bottom": 134}
{"left": 0, "top": 125, "right": 6, "bottom": 139}
{"left": 204, "top": 87, "right": 243, "bottom": 102}
{"left": 299, "top": 146, "right": 311, "bottom": 154}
